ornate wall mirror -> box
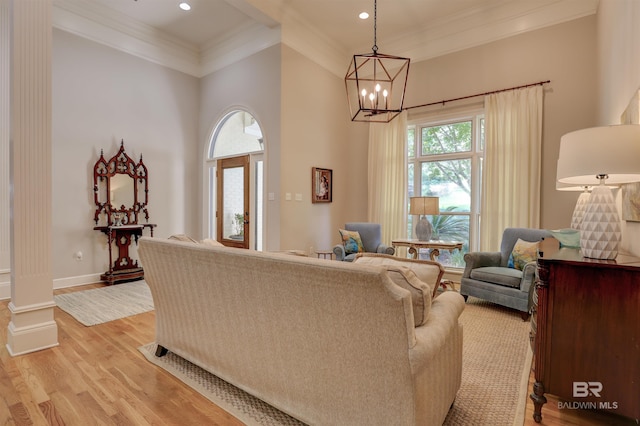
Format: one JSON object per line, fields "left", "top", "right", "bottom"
{"left": 93, "top": 140, "right": 155, "bottom": 284}
{"left": 93, "top": 140, "right": 149, "bottom": 226}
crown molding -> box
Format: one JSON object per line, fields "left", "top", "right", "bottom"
{"left": 51, "top": 0, "right": 598, "bottom": 80}
{"left": 264, "top": 0, "right": 599, "bottom": 79}
{"left": 53, "top": 0, "right": 286, "bottom": 78}
{"left": 53, "top": 0, "right": 202, "bottom": 76}
{"left": 278, "top": 6, "right": 349, "bottom": 79}
{"left": 382, "top": 0, "right": 599, "bottom": 64}
{"left": 200, "top": 22, "right": 281, "bottom": 77}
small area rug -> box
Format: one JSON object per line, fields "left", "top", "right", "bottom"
{"left": 139, "top": 297, "right": 532, "bottom": 426}
{"left": 55, "top": 280, "right": 154, "bottom": 326}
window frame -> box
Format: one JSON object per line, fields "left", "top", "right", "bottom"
{"left": 407, "top": 108, "right": 485, "bottom": 266}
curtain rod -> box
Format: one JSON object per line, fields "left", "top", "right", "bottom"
{"left": 404, "top": 79, "right": 551, "bottom": 110}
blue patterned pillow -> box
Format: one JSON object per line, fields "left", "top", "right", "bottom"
{"left": 339, "top": 229, "right": 364, "bottom": 254}
{"left": 508, "top": 238, "right": 539, "bottom": 270}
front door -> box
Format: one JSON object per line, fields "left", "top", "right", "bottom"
{"left": 216, "top": 155, "right": 249, "bottom": 249}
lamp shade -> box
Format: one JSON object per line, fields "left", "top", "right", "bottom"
{"left": 409, "top": 197, "right": 439, "bottom": 215}
{"left": 556, "top": 124, "right": 640, "bottom": 259}
{"left": 557, "top": 125, "right": 640, "bottom": 185}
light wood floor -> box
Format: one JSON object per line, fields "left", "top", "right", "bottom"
{"left": 1, "top": 284, "right": 637, "bottom": 425}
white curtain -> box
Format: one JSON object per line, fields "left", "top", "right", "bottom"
{"left": 368, "top": 111, "right": 408, "bottom": 245}
{"left": 481, "top": 86, "right": 543, "bottom": 251}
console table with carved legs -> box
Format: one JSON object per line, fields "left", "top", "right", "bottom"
{"left": 391, "top": 239, "right": 463, "bottom": 291}
{"left": 94, "top": 224, "right": 156, "bottom": 285}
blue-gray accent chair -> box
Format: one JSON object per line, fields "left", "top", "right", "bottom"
{"left": 333, "top": 222, "right": 395, "bottom": 262}
{"left": 460, "top": 227, "right": 551, "bottom": 320}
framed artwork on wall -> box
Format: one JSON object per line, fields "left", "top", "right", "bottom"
{"left": 312, "top": 167, "right": 332, "bottom": 203}
{"left": 620, "top": 88, "right": 640, "bottom": 221}
{"left": 622, "top": 182, "right": 640, "bottom": 222}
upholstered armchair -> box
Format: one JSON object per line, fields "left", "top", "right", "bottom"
{"left": 333, "top": 222, "right": 395, "bottom": 262}
{"left": 460, "top": 227, "right": 552, "bottom": 320}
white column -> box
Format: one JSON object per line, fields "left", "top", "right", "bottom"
{"left": 0, "top": 0, "right": 10, "bottom": 299}
{"left": 6, "top": 0, "right": 58, "bottom": 356}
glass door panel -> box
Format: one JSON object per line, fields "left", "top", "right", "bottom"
{"left": 217, "top": 155, "right": 249, "bottom": 248}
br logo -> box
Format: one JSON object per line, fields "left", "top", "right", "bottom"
{"left": 573, "top": 382, "right": 602, "bottom": 397}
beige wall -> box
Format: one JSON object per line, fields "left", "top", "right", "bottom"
{"left": 405, "top": 16, "right": 598, "bottom": 234}
{"left": 280, "top": 46, "right": 368, "bottom": 253}
{"left": 597, "top": 0, "right": 640, "bottom": 256}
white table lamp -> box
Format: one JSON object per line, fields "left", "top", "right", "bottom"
{"left": 557, "top": 125, "right": 640, "bottom": 259}
{"left": 409, "top": 196, "right": 439, "bottom": 241}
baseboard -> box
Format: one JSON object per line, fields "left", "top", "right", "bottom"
{"left": 0, "top": 273, "right": 103, "bottom": 301}
{"left": 54, "top": 273, "right": 103, "bottom": 290}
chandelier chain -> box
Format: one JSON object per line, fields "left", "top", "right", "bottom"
{"left": 372, "top": 0, "right": 378, "bottom": 53}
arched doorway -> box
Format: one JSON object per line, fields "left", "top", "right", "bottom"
{"left": 205, "top": 110, "right": 264, "bottom": 250}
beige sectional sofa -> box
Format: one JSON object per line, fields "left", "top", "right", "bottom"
{"left": 138, "top": 237, "right": 465, "bottom": 425}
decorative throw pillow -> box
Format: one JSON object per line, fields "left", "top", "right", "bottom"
{"left": 384, "top": 266, "right": 432, "bottom": 326}
{"left": 339, "top": 229, "right": 364, "bottom": 254}
{"left": 509, "top": 238, "right": 539, "bottom": 270}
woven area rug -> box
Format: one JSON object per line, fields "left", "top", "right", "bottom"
{"left": 139, "top": 296, "right": 532, "bottom": 426}
{"left": 55, "top": 280, "right": 154, "bottom": 326}
{"left": 443, "top": 298, "right": 532, "bottom": 426}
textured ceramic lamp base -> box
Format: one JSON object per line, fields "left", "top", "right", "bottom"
{"left": 579, "top": 185, "right": 621, "bottom": 259}
{"left": 570, "top": 190, "right": 591, "bottom": 230}
{"left": 415, "top": 217, "right": 433, "bottom": 241}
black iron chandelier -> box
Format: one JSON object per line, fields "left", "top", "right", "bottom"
{"left": 344, "top": 0, "right": 410, "bottom": 123}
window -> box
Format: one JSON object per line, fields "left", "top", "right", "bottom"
{"left": 408, "top": 112, "right": 484, "bottom": 268}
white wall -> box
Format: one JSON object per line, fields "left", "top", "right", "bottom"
{"left": 404, "top": 16, "right": 598, "bottom": 233}
{"left": 52, "top": 29, "right": 200, "bottom": 286}
{"left": 198, "top": 44, "right": 282, "bottom": 250}
{"left": 597, "top": 0, "right": 640, "bottom": 256}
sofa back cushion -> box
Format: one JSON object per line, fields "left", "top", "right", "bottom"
{"left": 353, "top": 253, "right": 444, "bottom": 298}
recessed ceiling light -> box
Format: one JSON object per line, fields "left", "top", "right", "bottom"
{"left": 359, "top": 12, "right": 369, "bottom": 20}
{"left": 179, "top": 2, "right": 191, "bottom": 11}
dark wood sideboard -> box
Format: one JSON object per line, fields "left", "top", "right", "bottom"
{"left": 530, "top": 248, "right": 640, "bottom": 423}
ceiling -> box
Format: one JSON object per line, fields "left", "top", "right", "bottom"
{"left": 52, "top": 0, "right": 599, "bottom": 77}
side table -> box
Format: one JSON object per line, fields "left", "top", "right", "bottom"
{"left": 391, "top": 239, "right": 463, "bottom": 261}
{"left": 315, "top": 250, "right": 333, "bottom": 260}
{"left": 391, "top": 239, "right": 463, "bottom": 291}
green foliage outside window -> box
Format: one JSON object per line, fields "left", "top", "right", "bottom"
{"left": 421, "top": 121, "right": 471, "bottom": 155}
{"left": 408, "top": 118, "right": 481, "bottom": 268}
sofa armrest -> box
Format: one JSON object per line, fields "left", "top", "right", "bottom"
{"left": 410, "top": 291, "right": 465, "bottom": 361}
{"left": 462, "top": 251, "right": 502, "bottom": 278}
{"left": 333, "top": 244, "right": 346, "bottom": 261}
{"left": 519, "top": 261, "right": 537, "bottom": 293}
{"left": 376, "top": 244, "right": 395, "bottom": 255}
